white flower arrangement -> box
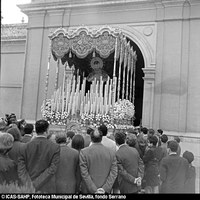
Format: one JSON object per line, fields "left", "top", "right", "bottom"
{"left": 111, "top": 99, "right": 135, "bottom": 121}
{"left": 41, "top": 99, "right": 135, "bottom": 128}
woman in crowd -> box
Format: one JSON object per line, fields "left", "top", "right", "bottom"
{"left": 6, "top": 127, "right": 25, "bottom": 163}
{"left": 142, "top": 135, "right": 160, "bottom": 193}
{"left": 71, "top": 134, "right": 85, "bottom": 152}
{"left": 0, "top": 131, "right": 20, "bottom": 185}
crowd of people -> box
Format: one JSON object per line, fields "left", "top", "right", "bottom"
{"left": 0, "top": 113, "right": 196, "bottom": 194}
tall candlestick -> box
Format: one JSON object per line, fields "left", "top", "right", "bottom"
{"left": 126, "top": 43, "right": 131, "bottom": 100}
{"left": 117, "top": 36, "right": 124, "bottom": 100}
{"left": 122, "top": 38, "right": 128, "bottom": 100}
{"left": 113, "top": 37, "right": 118, "bottom": 78}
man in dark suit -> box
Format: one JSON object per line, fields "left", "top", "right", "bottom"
{"left": 55, "top": 132, "right": 80, "bottom": 193}
{"left": 160, "top": 140, "right": 189, "bottom": 193}
{"left": 79, "top": 128, "right": 118, "bottom": 194}
{"left": 18, "top": 119, "right": 60, "bottom": 193}
{"left": 115, "top": 131, "right": 144, "bottom": 194}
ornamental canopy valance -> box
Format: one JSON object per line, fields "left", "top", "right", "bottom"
{"left": 49, "top": 26, "right": 121, "bottom": 60}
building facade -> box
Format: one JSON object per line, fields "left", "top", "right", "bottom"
{"left": 1, "top": 0, "right": 200, "bottom": 134}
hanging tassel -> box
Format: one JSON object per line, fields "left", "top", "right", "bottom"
{"left": 93, "top": 50, "right": 96, "bottom": 58}
{"left": 69, "top": 51, "right": 72, "bottom": 58}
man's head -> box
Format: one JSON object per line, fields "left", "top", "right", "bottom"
{"left": 148, "top": 135, "right": 158, "bottom": 147}
{"left": 160, "top": 134, "right": 168, "bottom": 144}
{"left": 126, "top": 133, "right": 137, "bottom": 148}
{"left": 141, "top": 127, "right": 148, "bottom": 135}
{"left": 91, "top": 128, "right": 103, "bottom": 143}
{"left": 183, "top": 151, "right": 194, "bottom": 164}
{"left": 115, "top": 131, "right": 126, "bottom": 146}
{"left": 55, "top": 132, "right": 67, "bottom": 144}
{"left": 24, "top": 123, "right": 34, "bottom": 135}
{"left": 66, "top": 131, "right": 75, "bottom": 139}
{"left": 35, "top": 119, "right": 49, "bottom": 135}
{"left": 148, "top": 128, "right": 155, "bottom": 136}
{"left": 98, "top": 124, "right": 107, "bottom": 136}
{"left": 174, "top": 136, "right": 181, "bottom": 143}
{"left": 157, "top": 129, "right": 163, "bottom": 135}
{"left": 168, "top": 140, "right": 178, "bottom": 153}
{"left": 87, "top": 127, "right": 94, "bottom": 136}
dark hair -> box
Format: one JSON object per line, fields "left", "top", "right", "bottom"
{"left": 91, "top": 128, "right": 102, "bottom": 143}
{"left": 6, "top": 113, "right": 17, "bottom": 126}
{"left": 35, "top": 119, "right": 49, "bottom": 134}
{"left": 115, "top": 131, "right": 126, "bottom": 146}
{"left": 174, "top": 136, "right": 181, "bottom": 143}
{"left": 98, "top": 124, "right": 107, "bottom": 136}
{"left": 148, "top": 135, "right": 158, "bottom": 146}
{"left": 126, "top": 133, "right": 137, "bottom": 148}
{"left": 72, "top": 134, "right": 84, "bottom": 151}
{"left": 157, "top": 129, "right": 163, "bottom": 135}
{"left": 148, "top": 129, "right": 155, "bottom": 135}
{"left": 141, "top": 127, "right": 148, "bottom": 135}
{"left": 24, "top": 123, "right": 34, "bottom": 135}
{"left": 127, "top": 128, "right": 138, "bottom": 136}
{"left": 183, "top": 151, "right": 194, "bottom": 163}
{"left": 6, "top": 127, "right": 21, "bottom": 141}
{"left": 66, "top": 131, "right": 75, "bottom": 139}
{"left": 161, "top": 134, "right": 168, "bottom": 143}
{"left": 168, "top": 140, "right": 178, "bottom": 152}
{"left": 87, "top": 127, "right": 94, "bottom": 136}
{"left": 55, "top": 132, "right": 67, "bottom": 144}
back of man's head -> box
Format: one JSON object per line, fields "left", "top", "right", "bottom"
{"left": 126, "top": 133, "right": 137, "bottom": 148}
{"left": 66, "top": 131, "right": 75, "bottom": 139}
{"left": 148, "top": 135, "right": 158, "bottom": 146}
{"left": 115, "top": 131, "right": 126, "bottom": 146}
{"left": 98, "top": 124, "right": 107, "bottom": 136}
{"left": 148, "top": 128, "right": 155, "bottom": 136}
{"left": 87, "top": 127, "right": 94, "bottom": 136}
{"left": 141, "top": 127, "right": 148, "bottom": 135}
{"left": 24, "top": 123, "right": 34, "bottom": 135}
{"left": 161, "top": 134, "right": 168, "bottom": 143}
{"left": 174, "top": 136, "right": 181, "bottom": 143}
{"left": 35, "top": 119, "right": 49, "bottom": 135}
{"left": 168, "top": 140, "right": 178, "bottom": 152}
{"left": 91, "top": 128, "right": 102, "bottom": 143}
{"left": 157, "top": 129, "right": 163, "bottom": 135}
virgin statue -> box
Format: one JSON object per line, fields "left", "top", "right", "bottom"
{"left": 86, "top": 57, "right": 109, "bottom": 82}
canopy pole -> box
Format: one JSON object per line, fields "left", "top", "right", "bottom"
{"left": 44, "top": 42, "right": 52, "bottom": 106}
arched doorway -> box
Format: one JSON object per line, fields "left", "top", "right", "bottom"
{"left": 128, "top": 38, "right": 144, "bottom": 126}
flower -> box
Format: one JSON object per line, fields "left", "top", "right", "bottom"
{"left": 41, "top": 98, "right": 135, "bottom": 128}
{"left": 111, "top": 99, "right": 135, "bottom": 121}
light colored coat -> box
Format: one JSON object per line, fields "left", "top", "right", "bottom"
{"left": 79, "top": 143, "right": 118, "bottom": 194}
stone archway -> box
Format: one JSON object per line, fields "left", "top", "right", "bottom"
{"left": 118, "top": 24, "right": 156, "bottom": 128}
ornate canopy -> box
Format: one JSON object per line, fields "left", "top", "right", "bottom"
{"left": 49, "top": 26, "right": 121, "bottom": 60}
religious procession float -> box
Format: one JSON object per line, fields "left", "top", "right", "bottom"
{"left": 41, "top": 26, "right": 137, "bottom": 133}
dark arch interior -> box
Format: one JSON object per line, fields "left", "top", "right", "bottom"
{"left": 60, "top": 39, "right": 144, "bottom": 126}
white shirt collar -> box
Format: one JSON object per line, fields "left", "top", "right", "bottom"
{"left": 169, "top": 152, "right": 177, "bottom": 155}
{"left": 118, "top": 143, "right": 127, "bottom": 149}
{"left": 36, "top": 134, "right": 47, "bottom": 138}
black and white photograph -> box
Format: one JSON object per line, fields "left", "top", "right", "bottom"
{"left": 1, "top": 0, "right": 200, "bottom": 196}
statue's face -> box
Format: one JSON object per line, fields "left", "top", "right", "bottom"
{"left": 91, "top": 57, "right": 103, "bottom": 70}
